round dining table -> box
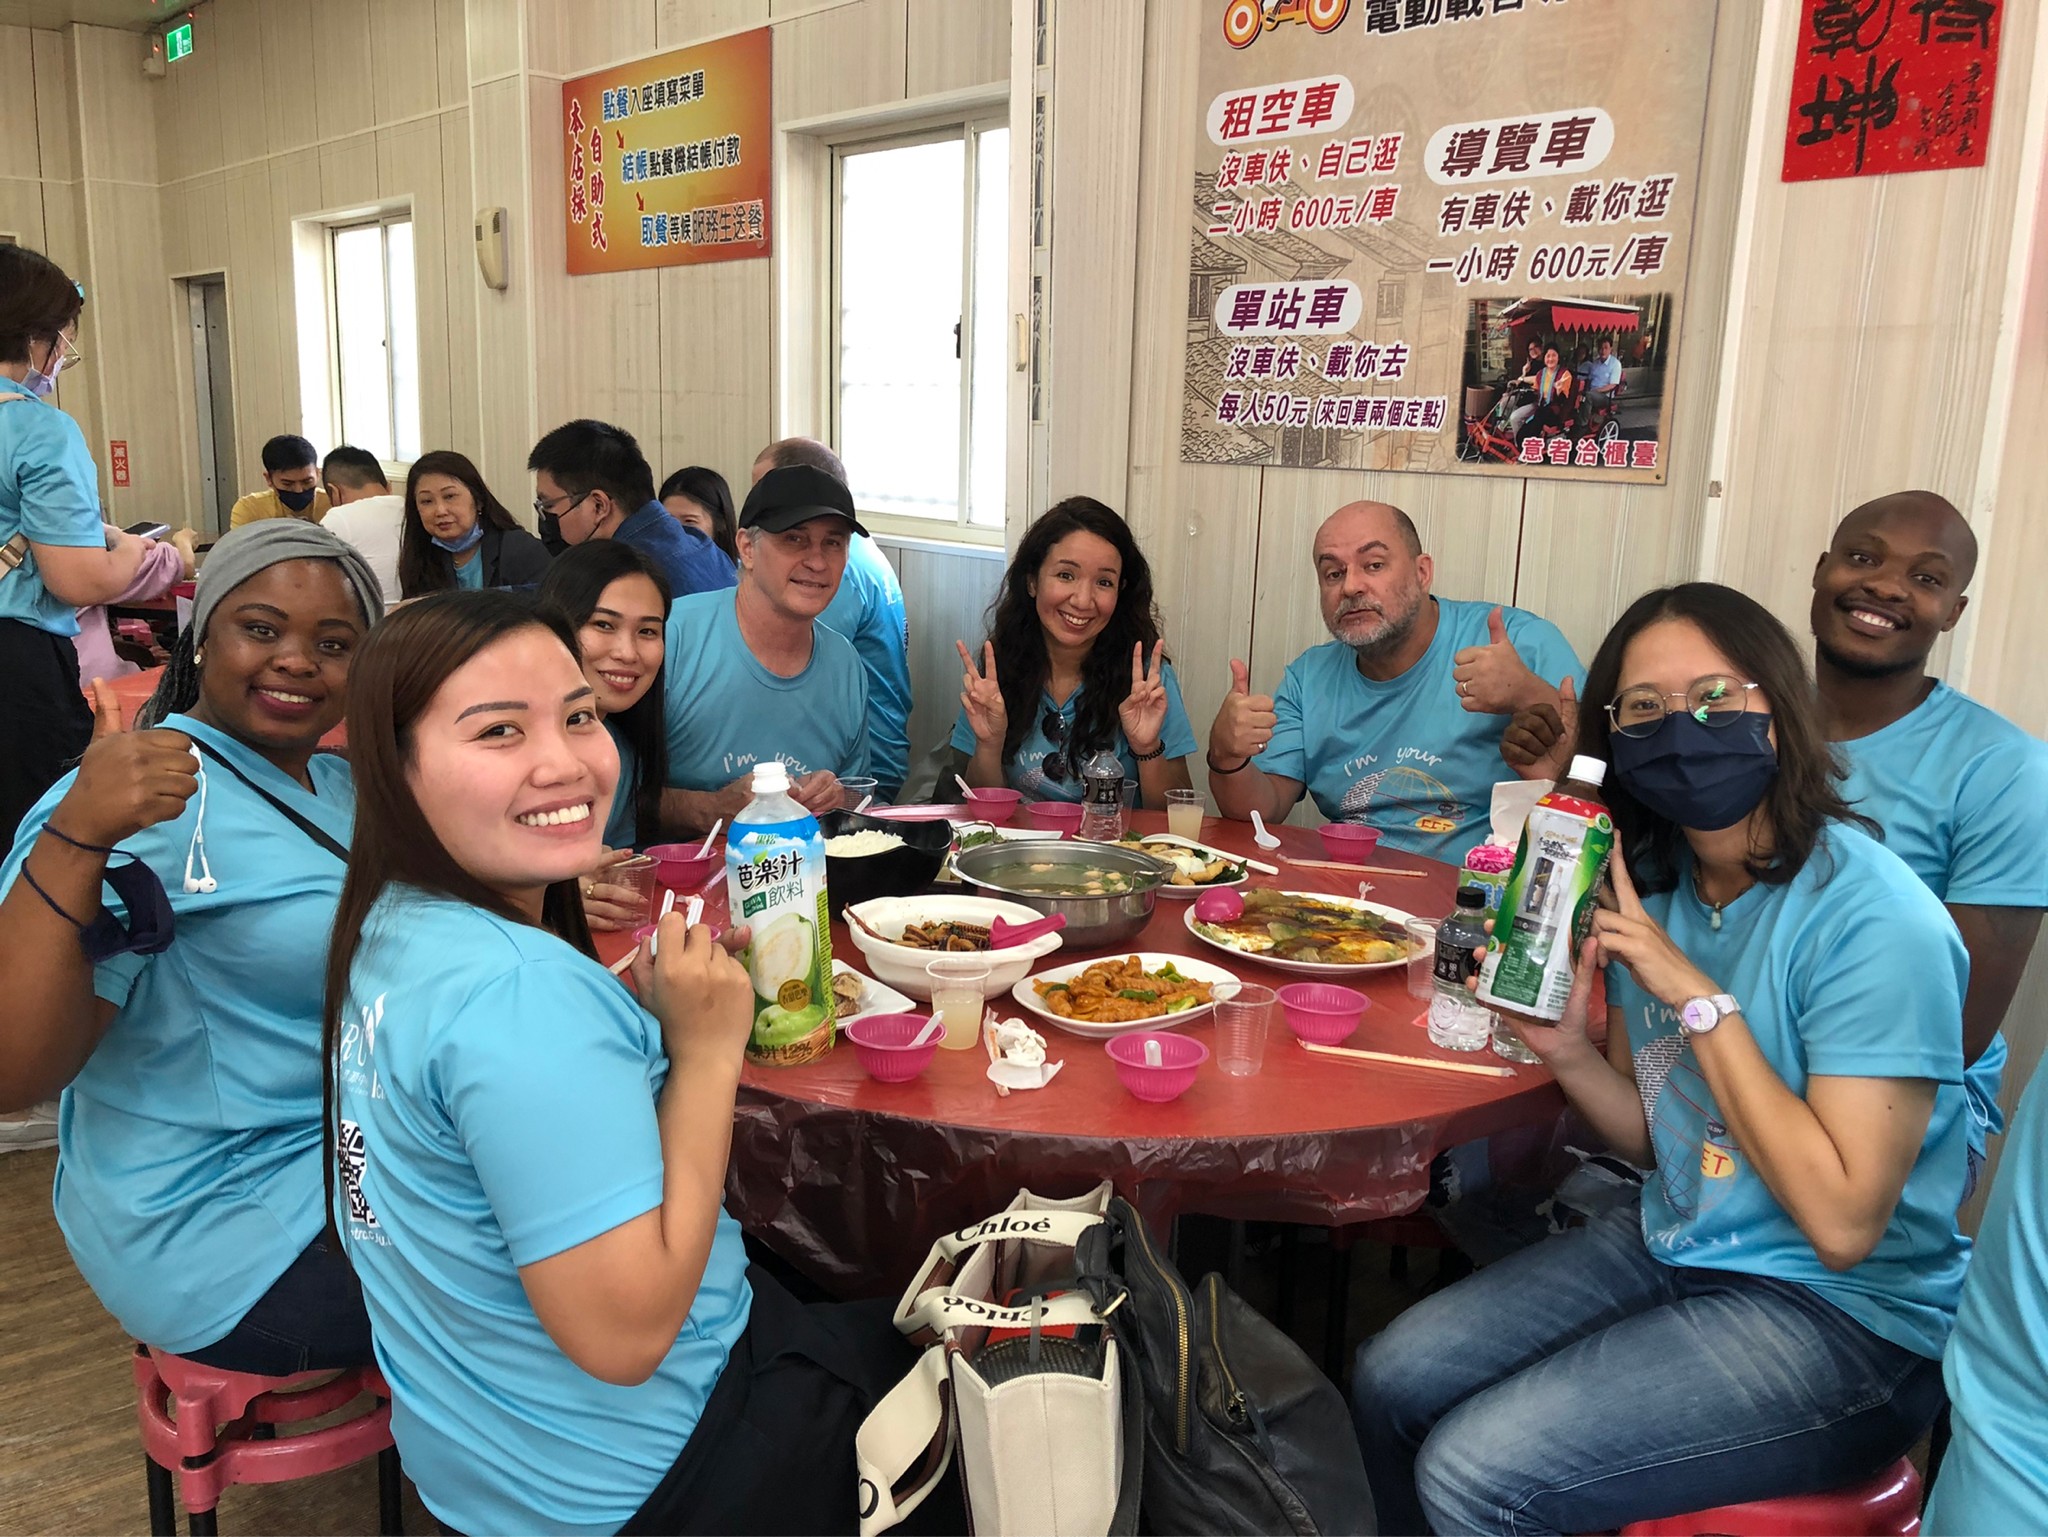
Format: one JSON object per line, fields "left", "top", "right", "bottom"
{"left": 606, "top": 809, "right": 1570, "bottom": 1298}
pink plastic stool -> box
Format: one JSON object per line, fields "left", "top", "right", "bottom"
{"left": 132, "top": 1344, "right": 403, "bottom": 1535}
{"left": 1620, "top": 1455, "right": 1923, "bottom": 1536}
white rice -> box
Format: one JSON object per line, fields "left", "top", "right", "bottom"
{"left": 825, "top": 829, "right": 907, "bottom": 858}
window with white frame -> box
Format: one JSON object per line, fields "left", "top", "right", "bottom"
{"left": 327, "top": 215, "right": 420, "bottom": 463}
{"left": 833, "top": 119, "right": 1009, "bottom": 533}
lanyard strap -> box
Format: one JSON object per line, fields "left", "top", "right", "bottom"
{"left": 192, "top": 740, "right": 349, "bottom": 863}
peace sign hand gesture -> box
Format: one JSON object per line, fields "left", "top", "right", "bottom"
{"left": 1589, "top": 839, "right": 1718, "bottom": 1011}
{"left": 1118, "top": 640, "right": 1170, "bottom": 756}
{"left": 957, "top": 640, "right": 1008, "bottom": 748}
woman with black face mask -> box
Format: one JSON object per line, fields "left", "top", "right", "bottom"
{"left": 1350, "top": 583, "right": 1971, "bottom": 1536}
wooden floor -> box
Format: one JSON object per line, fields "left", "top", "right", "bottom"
{"left": 0, "top": 1147, "right": 431, "bottom": 1536}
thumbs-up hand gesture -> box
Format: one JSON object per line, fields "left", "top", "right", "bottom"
{"left": 957, "top": 640, "right": 1009, "bottom": 748}
{"left": 1453, "top": 605, "right": 1546, "bottom": 716}
{"left": 54, "top": 680, "right": 201, "bottom": 847}
{"left": 1118, "top": 641, "right": 1170, "bottom": 756}
{"left": 1500, "top": 675, "right": 1579, "bottom": 783}
{"left": 1208, "top": 659, "right": 1277, "bottom": 768}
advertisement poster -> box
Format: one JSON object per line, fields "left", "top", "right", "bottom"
{"left": 1782, "top": 0, "right": 2001, "bottom": 182}
{"left": 1183, "top": 0, "right": 1718, "bottom": 484}
{"left": 561, "top": 28, "right": 772, "bottom": 276}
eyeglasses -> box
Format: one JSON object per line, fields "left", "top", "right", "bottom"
{"left": 1040, "top": 709, "right": 1071, "bottom": 782}
{"left": 533, "top": 489, "right": 594, "bottom": 521}
{"left": 1604, "top": 675, "right": 1762, "bottom": 739}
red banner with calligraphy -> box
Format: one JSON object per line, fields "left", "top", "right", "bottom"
{"left": 1782, "top": 0, "right": 2001, "bottom": 181}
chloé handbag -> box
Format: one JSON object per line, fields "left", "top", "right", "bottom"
{"left": 855, "top": 1182, "right": 1136, "bottom": 1537}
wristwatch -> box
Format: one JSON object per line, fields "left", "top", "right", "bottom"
{"left": 1678, "top": 993, "right": 1740, "bottom": 1035}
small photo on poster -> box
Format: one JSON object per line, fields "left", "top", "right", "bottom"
{"left": 1456, "top": 292, "right": 1674, "bottom": 473}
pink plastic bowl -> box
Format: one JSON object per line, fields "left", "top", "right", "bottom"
{"left": 644, "top": 844, "right": 721, "bottom": 892}
{"left": 844, "top": 1012, "right": 941, "bottom": 1083}
{"left": 964, "top": 787, "right": 1024, "bottom": 825}
{"left": 1104, "top": 1031, "right": 1208, "bottom": 1103}
{"left": 1022, "top": 801, "right": 1085, "bottom": 836}
{"left": 1276, "top": 983, "right": 1370, "bottom": 1046}
{"left": 1317, "top": 823, "right": 1383, "bottom": 863}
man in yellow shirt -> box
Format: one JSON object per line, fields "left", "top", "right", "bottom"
{"left": 228, "top": 433, "right": 329, "bottom": 527}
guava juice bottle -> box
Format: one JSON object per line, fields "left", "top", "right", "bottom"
{"left": 726, "top": 761, "right": 835, "bottom": 1065}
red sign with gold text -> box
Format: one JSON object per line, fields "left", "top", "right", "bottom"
{"left": 1782, "top": 0, "right": 2001, "bottom": 181}
{"left": 562, "top": 28, "right": 772, "bottom": 275}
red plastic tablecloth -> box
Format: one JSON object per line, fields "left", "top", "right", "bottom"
{"left": 98, "top": 666, "right": 349, "bottom": 749}
{"left": 599, "top": 812, "right": 1571, "bottom": 1296}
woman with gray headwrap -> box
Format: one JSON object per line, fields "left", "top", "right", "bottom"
{"left": 0, "top": 520, "right": 387, "bottom": 1374}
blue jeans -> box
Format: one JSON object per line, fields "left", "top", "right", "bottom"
{"left": 1350, "top": 1200, "right": 1944, "bottom": 1535}
{"left": 183, "top": 1238, "right": 373, "bottom": 1376}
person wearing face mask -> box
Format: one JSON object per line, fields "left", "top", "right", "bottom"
{"left": 0, "top": 520, "right": 385, "bottom": 1373}
{"left": 1353, "top": 582, "right": 1969, "bottom": 1536}
{"left": 657, "top": 466, "right": 870, "bottom": 836}
{"left": 397, "top": 449, "right": 552, "bottom": 598}
{"left": 0, "top": 245, "right": 152, "bottom": 850}
{"left": 326, "top": 593, "right": 950, "bottom": 1536}
{"left": 529, "top": 419, "right": 736, "bottom": 604}
{"left": 1209, "top": 499, "right": 1581, "bottom": 861}
{"left": 538, "top": 542, "right": 674, "bottom": 931}
{"left": 228, "top": 434, "right": 331, "bottom": 528}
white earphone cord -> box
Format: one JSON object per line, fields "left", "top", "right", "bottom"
{"left": 182, "top": 754, "right": 216, "bottom": 895}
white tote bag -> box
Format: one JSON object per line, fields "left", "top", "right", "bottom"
{"left": 855, "top": 1181, "right": 1132, "bottom": 1537}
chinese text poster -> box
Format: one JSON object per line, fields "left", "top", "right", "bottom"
{"left": 1185, "top": 0, "right": 1718, "bottom": 484}
{"left": 562, "top": 28, "right": 772, "bottom": 275}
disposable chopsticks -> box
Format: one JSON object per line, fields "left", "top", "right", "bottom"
{"left": 1301, "top": 1041, "right": 1518, "bottom": 1078}
{"left": 1280, "top": 855, "right": 1428, "bottom": 877}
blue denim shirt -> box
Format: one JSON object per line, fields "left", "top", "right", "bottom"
{"left": 615, "top": 500, "right": 737, "bottom": 600}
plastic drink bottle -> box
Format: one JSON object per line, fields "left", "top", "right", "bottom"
{"left": 726, "top": 760, "right": 835, "bottom": 1065}
{"left": 1427, "top": 886, "right": 1496, "bottom": 1051}
{"left": 1476, "top": 756, "right": 1613, "bottom": 1022}
{"left": 1077, "top": 747, "right": 1126, "bottom": 841}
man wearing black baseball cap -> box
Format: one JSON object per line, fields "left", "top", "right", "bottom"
{"left": 657, "top": 464, "right": 872, "bottom": 834}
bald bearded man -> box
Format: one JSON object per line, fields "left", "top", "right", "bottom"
{"left": 1209, "top": 500, "right": 1582, "bottom": 862}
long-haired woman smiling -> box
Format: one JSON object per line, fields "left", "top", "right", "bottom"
{"left": 328, "top": 593, "right": 937, "bottom": 1535}
{"left": 950, "top": 497, "right": 1195, "bottom": 807}
{"left": 1352, "top": 583, "right": 1969, "bottom": 1535}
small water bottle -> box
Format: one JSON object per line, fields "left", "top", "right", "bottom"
{"left": 1077, "top": 747, "right": 1126, "bottom": 842}
{"left": 1428, "top": 886, "right": 1496, "bottom": 1052}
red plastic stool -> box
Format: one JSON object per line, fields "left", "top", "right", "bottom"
{"left": 1619, "top": 1455, "right": 1923, "bottom": 1536}
{"left": 132, "top": 1345, "right": 404, "bottom": 1536}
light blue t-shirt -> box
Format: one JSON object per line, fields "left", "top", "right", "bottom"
{"left": 602, "top": 719, "right": 639, "bottom": 850}
{"left": 337, "top": 888, "right": 752, "bottom": 1537}
{"left": 949, "top": 661, "right": 1200, "bottom": 807}
{"left": 1609, "top": 824, "right": 1970, "bottom": 1360}
{"left": 452, "top": 550, "right": 485, "bottom": 590}
{"left": 1926, "top": 1068, "right": 2048, "bottom": 1535}
{"left": 1254, "top": 598, "right": 1583, "bottom": 862}
{"left": 819, "top": 535, "right": 912, "bottom": 791}
{"left": 0, "top": 715, "right": 353, "bottom": 1352}
{"left": 1836, "top": 682, "right": 2048, "bottom": 1157}
{"left": 0, "top": 379, "right": 107, "bottom": 635}
{"left": 661, "top": 588, "right": 869, "bottom": 790}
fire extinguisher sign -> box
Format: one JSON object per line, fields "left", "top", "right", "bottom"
{"left": 110, "top": 440, "right": 130, "bottom": 488}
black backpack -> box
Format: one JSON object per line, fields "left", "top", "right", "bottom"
{"left": 1075, "top": 1196, "right": 1378, "bottom": 1536}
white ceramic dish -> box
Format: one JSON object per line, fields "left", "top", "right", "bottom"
{"left": 1009, "top": 951, "right": 1241, "bottom": 1039}
{"left": 1118, "top": 833, "right": 1253, "bottom": 900}
{"left": 1182, "top": 891, "right": 1424, "bottom": 975}
{"left": 843, "top": 894, "right": 1065, "bottom": 1002}
{"left": 830, "top": 959, "right": 915, "bottom": 1024}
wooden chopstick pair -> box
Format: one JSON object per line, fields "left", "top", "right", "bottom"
{"left": 1279, "top": 854, "right": 1429, "bottom": 877}
{"left": 1301, "top": 1040, "right": 1518, "bottom": 1079}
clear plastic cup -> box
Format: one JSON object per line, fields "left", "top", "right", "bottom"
{"left": 1165, "top": 788, "right": 1205, "bottom": 841}
{"left": 592, "top": 855, "right": 657, "bottom": 928}
{"left": 1404, "top": 917, "right": 1439, "bottom": 1004}
{"left": 839, "top": 776, "right": 880, "bottom": 809}
{"left": 1211, "top": 981, "right": 1277, "bottom": 1077}
{"left": 925, "top": 956, "right": 993, "bottom": 1051}
{"left": 1491, "top": 1015, "right": 1543, "bottom": 1064}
